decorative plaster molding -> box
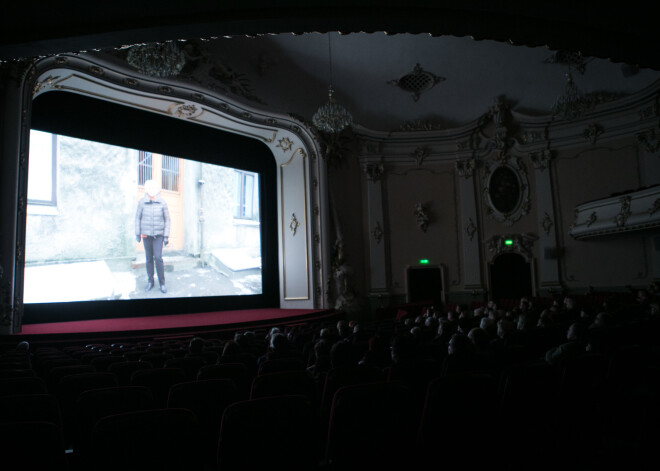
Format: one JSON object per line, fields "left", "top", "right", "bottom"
{"left": 276, "top": 136, "right": 294, "bottom": 152}
{"left": 412, "top": 147, "right": 429, "bottom": 166}
{"left": 414, "top": 203, "right": 430, "bottom": 232}
{"left": 289, "top": 213, "right": 300, "bottom": 236}
{"left": 485, "top": 233, "right": 538, "bottom": 261}
{"left": 32, "top": 75, "right": 60, "bottom": 96}
{"left": 455, "top": 159, "right": 476, "bottom": 179}
{"left": 649, "top": 198, "right": 660, "bottom": 216}
{"left": 541, "top": 212, "right": 554, "bottom": 236}
{"left": 529, "top": 149, "right": 554, "bottom": 171}
{"left": 570, "top": 186, "right": 660, "bottom": 239}
{"left": 482, "top": 155, "right": 530, "bottom": 226}
{"left": 636, "top": 127, "right": 660, "bottom": 153}
{"left": 363, "top": 163, "right": 384, "bottom": 182}
{"left": 388, "top": 63, "right": 446, "bottom": 102}
{"left": 615, "top": 196, "right": 632, "bottom": 227}
{"left": 586, "top": 212, "right": 598, "bottom": 227}
{"left": 583, "top": 124, "right": 604, "bottom": 145}
{"left": 466, "top": 217, "right": 477, "bottom": 241}
{"left": 372, "top": 221, "right": 384, "bottom": 244}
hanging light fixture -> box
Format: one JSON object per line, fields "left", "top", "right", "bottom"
{"left": 312, "top": 33, "right": 353, "bottom": 133}
{"left": 552, "top": 65, "right": 593, "bottom": 120}
{"left": 126, "top": 41, "right": 186, "bottom": 78}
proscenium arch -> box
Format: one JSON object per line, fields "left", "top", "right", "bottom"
{"left": 9, "top": 53, "right": 328, "bottom": 331}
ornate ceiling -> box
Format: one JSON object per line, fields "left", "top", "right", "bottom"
{"left": 3, "top": 2, "right": 660, "bottom": 132}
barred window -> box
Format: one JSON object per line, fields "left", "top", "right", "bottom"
{"left": 28, "top": 130, "right": 57, "bottom": 206}
{"left": 138, "top": 151, "right": 152, "bottom": 185}
{"left": 161, "top": 155, "right": 180, "bottom": 192}
{"left": 234, "top": 170, "right": 259, "bottom": 220}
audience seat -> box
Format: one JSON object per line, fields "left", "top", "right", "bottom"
{"left": 217, "top": 395, "right": 318, "bottom": 471}
{"left": 324, "top": 381, "right": 416, "bottom": 470}
{"left": 129, "top": 367, "right": 186, "bottom": 408}
{"left": 0, "top": 421, "right": 69, "bottom": 471}
{"left": 0, "top": 393, "right": 62, "bottom": 429}
{"left": 73, "top": 385, "right": 155, "bottom": 467}
{"left": 90, "top": 408, "right": 201, "bottom": 470}
{"left": 0, "top": 376, "right": 47, "bottom": 397}
{"left": 107, "top": 360, "right": 153, "bottom": 386}
{"left": 167, "top": 379, "right": 239, "bottom": 469}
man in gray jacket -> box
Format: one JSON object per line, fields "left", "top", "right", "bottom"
{"left": 135, "top": 179, "right": 171, "bottom": 293}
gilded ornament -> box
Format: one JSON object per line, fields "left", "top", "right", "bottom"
{"left": 289, "top": 213, "right": 300, "bottom": 236}
{"left": 466, "top": 218, "right": 477, "bottom": 241}
{"left": 373, "top": 221, "right": 384, "bottom": 244}
{"left": 583, "top": 124, "right": 604, "bottom": 145}
{"left": 276, "top": 137, "right": 294, "bottom": 152}
{"left": 586, "top": 212, "right": 598, "bottom": 227}
{"left": 541, "top": 212, "right": 554, "bottom": 235}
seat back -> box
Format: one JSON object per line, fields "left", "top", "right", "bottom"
{"left": 325, "top": 381, "right": 415, "bottom": 468}
{"left": 0, "top": 421, "right": 68, "bottom": 471}
{"left": 90, "top": 408, "right": 200, "bottom": 470}
{"left": 167, "top": 379, "right": 239, "bottom": 469}
{"left": 218, "top": 395, "right": 318, "bottom": 471}
{"left": 250, "top": 370, "right": 317, "bottom": 406}
{"left": 257, "top": 356, "right": 306, "bottom": 375}
{"left": 129, "top": 368, "right": 186, "bottom": 408}
{"left": 107, "top": 360, "right": 153, "bottom": 386}
{"left": 74, "top": 385, "right": 155, "bottom": 465}
{"left": 0, "top": 376, "right": 46, "bottom": 397}
{"left": 0, "top": 393, "right": 62, "bottom": 429}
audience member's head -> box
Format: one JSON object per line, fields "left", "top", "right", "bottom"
{"left": 448, "top": 333, "right": 472, "bottom": 356}
{"left": 390, "top": 334, "right": 415, "bottom": 363}
{"left": 496, "top": 319, "right": 515, "bottom": 339}
{"left": 188, "top": 336, "right": 204, "bottom": 354}
{"left": 467, "top": 327, "right": 491, "bottom": 351}
{"left": 269, "top": 332, "right": 289, "bottom": 352}
{"left": 330, "top": 340, "right": 354, "bottom": 368}
{"left": 337, "top": 320, "right": 350, "bottom": 339}
{"left": 222, "top": 340, "right": 241, "bottom": 356}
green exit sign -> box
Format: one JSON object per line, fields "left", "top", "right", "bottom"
{"left": 504, "top": 239, "right": 514, "bottom": 246}
{"left": 419, "top": 259, "right": 430, "bottom": 264}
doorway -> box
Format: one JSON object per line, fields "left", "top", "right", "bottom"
{"left": 489, "top": 253, "right": 533, "bottom": 302}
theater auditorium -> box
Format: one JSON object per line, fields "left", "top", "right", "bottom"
{"left": 1, "top": 2, "right": 660, "bottom": 470}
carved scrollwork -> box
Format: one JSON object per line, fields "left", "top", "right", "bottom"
{"left": 584, "top": 124, "right": 604, "bottom": 145}
{"left": 648, "top": 198, "right": 660, "bottom": 216}
{"left": 636, "top": 128, "right": 660, "bottom": 153}
{"left": 276, "top": 137, "right": 294, "bottom": 153}
{"left": 363, "top": 164, "right": 384, "bottom": 182}
{"left": 466, "top": 218, "right": 477, "bottom": 241}
{"left": 289, "top": 213, "right": 300, "bottom": 236}
{"left": 373, "top": 221, "right": 384, "bottom": 244}
{"left": 529, "top": 149, "right": 554, "bottom": 171}
{"left": 586, "top": 211, "right": 598, "bottom": 227}
{"left": 171, "top": 103, "right": 200, "bottom": 118}
{"left": 414, "top": 203, "right": 430, "bottom": 232}
{"left": 541, "top": 212, "right": 554, "bottom": 236}
{"left": 614, "top": 196, "right": 632, "bottom": 227}
{"left": 485, "top": 233, "right": 538, "bottom": 261}
{"left": 455, "top": 159, "right": 476, "bottom": 179}
{"left": 32, "top": 75, "right": 60, "bottom": 96}
{"left": 412, "top": 147, "right": 429, "bottom": 166}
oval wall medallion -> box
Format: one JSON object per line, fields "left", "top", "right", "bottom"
{"left": 482, "top": 155, "right": 530, "bottom": 226}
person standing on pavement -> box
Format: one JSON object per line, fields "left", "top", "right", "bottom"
{"left": 135, "top": 179, "right": 170, "bottom": 293}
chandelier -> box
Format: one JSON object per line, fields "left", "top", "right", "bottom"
{"left": 551, "top": 65, "right": 593, "bottom": 120}
{"left": 312, "top": 34, "right": 353, "bottom": 133}
{"left": 126, "top": 42, "right": 186, "bottom": 78}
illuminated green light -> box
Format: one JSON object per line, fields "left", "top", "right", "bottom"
{"left": 504, "top": 239, "right": 514, "bottom": 246}
{"left": 419, "top": 259, "right": 430, "bottom": 264}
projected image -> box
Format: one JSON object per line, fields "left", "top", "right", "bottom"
{"left": 24, "top": 130, "right": 262, "bottom": 303}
